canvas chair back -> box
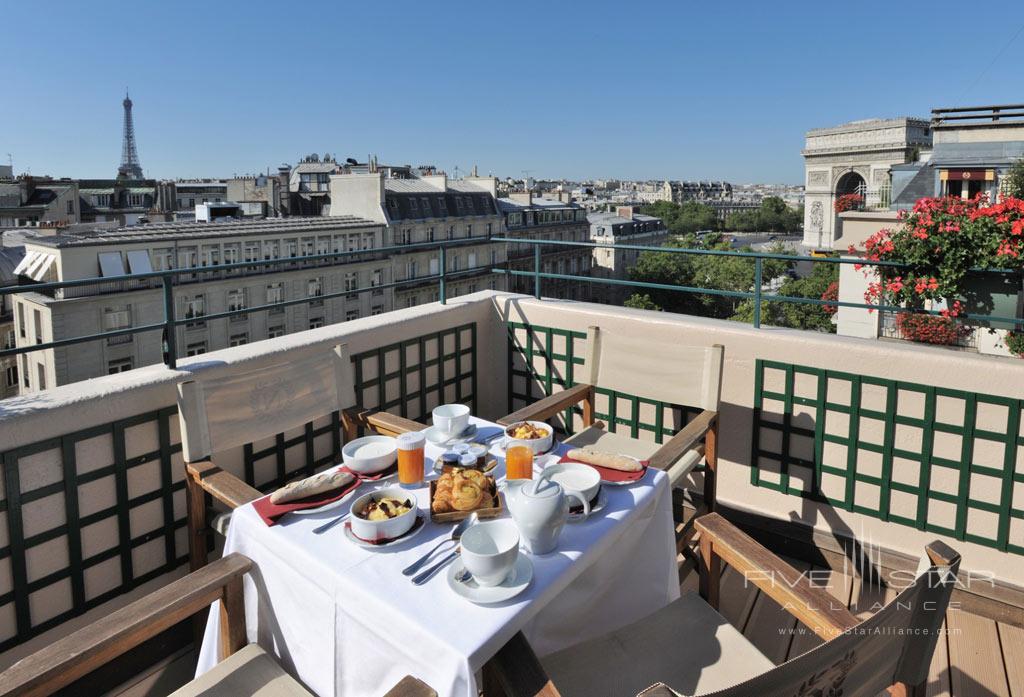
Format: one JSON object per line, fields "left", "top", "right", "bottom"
{"left": 706, "top": 556, "right": 960, "bottom": 697}
{"left": 582, "top": 326, "right": 723, "bottom": 411}
{"left": 176, "top": 344, "right": 355, "bottom": 463}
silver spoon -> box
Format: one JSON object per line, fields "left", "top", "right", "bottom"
{"left": 412, "top": 546, "right": 460, "bottom": 585}
{"left": 313, "top": 510, "right": 351, "bottom": 535}
{"left": 402, "top": 512, "right": 478, "bottom": 576}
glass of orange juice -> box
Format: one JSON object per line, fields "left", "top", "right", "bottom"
{"left": 396, "top": 431, "right": 426, "bottom": 488}
{"left": 505, "top": 445, "right": 534, "bottom": 480}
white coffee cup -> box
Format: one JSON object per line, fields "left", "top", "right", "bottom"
{"left": 433, "top": 403, "right": 470, "bottom": 436}
{"left": 460, "top": 519, "right": 520, "bottom": 587}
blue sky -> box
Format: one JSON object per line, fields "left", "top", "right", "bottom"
{"left": 3, "top": 1, "right": 1023, "bottom": 184}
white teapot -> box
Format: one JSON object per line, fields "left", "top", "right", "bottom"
{"left": 504, "top": 471, "right": 590, "bottom": 555}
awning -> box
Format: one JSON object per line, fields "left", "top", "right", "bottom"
{"left": 940, "top": 169, "right": 994, "bottom": 181}
{"left": 23, "top": 252, "right": 55, "bottom": 281}
{"left": 13, "top": 251, "right": 39, "bottom": 276}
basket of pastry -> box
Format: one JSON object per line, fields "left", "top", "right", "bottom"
{"left": 429, "top": 466, "right": 503, "bottom": 523}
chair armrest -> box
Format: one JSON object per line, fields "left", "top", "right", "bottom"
{"left": 483, "top": 631, "right": 562, "bottom": 697}
{"left": 695, "top": 513, "right": 860, "bottom": 641}
{"left": 382, "top": 675, "right": 439, "bottom": 697}
{"left": 0, "top": 554, "right": 252, "bottom": 697}
{"left": 498, "top": 383, "right": 594, "bottom": 426}
{"left": 343, "top": 407, "right": 424, "bottom": 437}
{"left": 187, "top": 460, "right": 262, "bottom": 509}
{"left": 648, "top": 409, "right": 717, "bottom": 471}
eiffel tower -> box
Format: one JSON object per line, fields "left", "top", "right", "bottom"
{"left": 118, "top": 91, "right": 144, "bottom": 179}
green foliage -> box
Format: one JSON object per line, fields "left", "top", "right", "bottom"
{"left": 732, "top": 261, "right": 839, "bottom": 332}
{"left": 723, "top": 196, "right": 803, "bottom": 233}
{"left": 623, "top": 293, "right": 662, "bottom": 311}
{"left": 627, "top": 237, "right": 792, "bottom": 320}
{"left": 1006, "top": 158, "right": 1024, "bottom": 199}
{"left": 639, "top": 200, "right": 720, "bottom": 235}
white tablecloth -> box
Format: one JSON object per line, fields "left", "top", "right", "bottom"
{"left": 196, "top": 417, "right": 679, "bottom": 697}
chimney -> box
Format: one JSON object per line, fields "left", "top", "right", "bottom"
{"left": 509, "top": 191, "right": 533, "bottom": 205}
{"left": 616, "top": 205, "right": 634, "bottom": 219}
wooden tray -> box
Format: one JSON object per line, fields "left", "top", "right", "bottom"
{"left": 429, "top": 475, "right": 504, "bottom": 523}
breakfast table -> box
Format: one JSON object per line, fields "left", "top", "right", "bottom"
{"left": 195, "top": 415, "right": 680, "bottom": 697}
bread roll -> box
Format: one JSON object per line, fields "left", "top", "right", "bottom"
{"left": 270, "top": 469, "right": 355, "bottom": 504}
{"left": 566, "top": 447, "right": 643, "bottom": 472}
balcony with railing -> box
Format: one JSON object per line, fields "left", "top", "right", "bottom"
{"left": 0, "top": 242, "right": 1023, "bottom": 695}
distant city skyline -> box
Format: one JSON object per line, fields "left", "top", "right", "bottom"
{"left": 3, "top": 1, "right": 1023, "bottom": 184}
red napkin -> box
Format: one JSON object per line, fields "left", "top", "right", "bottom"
{"left": 558, "top": 454, "right": 648, "bottom": 483}
{"left": 252, "top": 463, "right": 397, "bottom": 526}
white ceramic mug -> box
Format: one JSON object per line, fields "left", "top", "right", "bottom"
{"left": 460, "top": 519, "right": 520, "bottom": 587}
{"left": 433, "top": 403, "right": 470, "bottom": 436}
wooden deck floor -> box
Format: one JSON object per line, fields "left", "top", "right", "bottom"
{"left": 677, "top": 556, "right": 1023, "bottom": 697}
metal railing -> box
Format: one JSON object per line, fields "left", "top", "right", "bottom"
{"left": 2, "top": 236, "right": 1021, "bottom": 375}
{"left": 489, "top": 237, "right": 1024, "bottom": 332}
{"left": 0, "top": 239, "right": 497, "bottom": 370}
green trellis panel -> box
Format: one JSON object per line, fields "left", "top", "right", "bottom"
{"left": 505, "top": 321, "right": 700, "bottom": 444}
{"left": 0, "top": 324, "right": 479, "bottom": 652}
{"left": 752, "top": 359, "right": 1024, "bottom": 556}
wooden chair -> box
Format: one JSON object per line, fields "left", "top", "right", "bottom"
{"left": 177, "top": 343, "right": 423, "bottom": 574}
{"left": 500, "top": 325, "right": 724, "bottom": 511}
{"left": 479, "top": 512, "right": 960, "bottom": 697}
{"left": 0, "top": 553, "right": 435, "bottom": 697}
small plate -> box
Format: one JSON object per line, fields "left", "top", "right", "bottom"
{"left": 568, "top": 487, "right": 608, "bottom": 523}
{"left": 424, "top": 424, "right": 478, "bottom": 446}
{"left": 343, "top": 515, "right": 426, "bottom": 549}
{"left": 447, "top": 555, "right": 533, "bottom": 604}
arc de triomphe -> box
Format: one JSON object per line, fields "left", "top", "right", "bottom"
{"left": 802, "top": 117, "right": 931, "bottom": 248}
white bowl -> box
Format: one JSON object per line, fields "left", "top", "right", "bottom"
{"left": 504, "top": 421, "right": 554, "bottom": 455}
{"left": 542, "top": 462, "right": 601, "bottom": 503}
{"left": 342, "top": 435, "right": 398, "bottom": 474}
{"left": 460, "top": 519, "right": 520, "bottom": 587}
{"left": 432, "top": 403, "right": 471, "bottom": 437}
{"left": 349, "top": 487, "right": 417, "bottom": 542}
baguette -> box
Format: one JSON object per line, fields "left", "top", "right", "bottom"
{"left": 270, "top": 469, "right": 355, "bottom": 504}
{"left": 566, "top": 447, "right": 643, "bottom": 472}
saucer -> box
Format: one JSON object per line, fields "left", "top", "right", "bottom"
{"left": 447, "top": 555, "right": 533, "bottom": 604}
{"left": 342, "top": 515, "right": 426, "bottom": 549}
{"left": 424, "top": 423, "right": 477, "bottom": 445}
{"left": 567, "top": 487, "right": 608, "bottom": 523}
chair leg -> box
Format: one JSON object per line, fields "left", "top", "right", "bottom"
{"left": 698, "top": 534, "right": 720, "bottom": 610}
{"left": 703, "top": 417, "right": 718, "bottom": 513}
{"left": 185, "top": 468, "right": 211, "bottom": 653}
{"left": 581, "top": 387, "right": 595, "bottom": 427}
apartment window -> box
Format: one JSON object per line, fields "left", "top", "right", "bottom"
{"left": 490, "top": 249, "right": 498, "bottom": 265}
{"left": 468, "top": 252, "right": 477, "bottom": 269}
{"left": 427, "top": 227, "right": 435, "bottom": 242}
{"left": 66, "top": 200, "right": 74, "bottom": 215}
{"left": 21, "top": 356, "right": 29, "bottom": 388}
{"left": 268, "top": 325, "right": 285, "bottom": 339}
{"left": 387, "top": 198, "right": 399, "bottom": 212}
{"left": 371, "top": 269, "right": 384, "bottom": 295}
{"left": 108, "top": 357, "right": 133, "bottom": 374}
{"left": 407, "top": 297, "right": 418, "bottom": 308}
{"left": 302, "top": 237, "right": 315, "bottom": 256}
{"left": 184, "top": 295, "right": 205, "bottom": 327}
{"left": 362, "top": 233, "right": 373, "bottom": 250}
{"left": 318, "top": 236, "right": 332, "bottom": 256}
{"left": 465, "top": 197, "right": 476, "bottom": 214}
{"left": 450, "top": 254, "right": 460, "bottom": 272}
{"left": 37, "top": 364, "right": 46, "bottom": 390}
{"left": 285, "top": 239, "right": 298, "bottom": 258}
{"left": 223, "top": 244, "right": 240, "bottom": 264}
{"left": 244, "top": 242, "right": 260, "bottom": 263}
{"left": 309, "top": 317, "right": 324, "bottom": 330}
{"left": 227, "top": 288, "right": 247, "bottom": 319}
{"left": 93, "top": 194, "right": 111, "bottom": 206}
{"left": 103, "top": 305, "right": 133, "bottom": 345}
{"left": 429, "top": 257, "right": 439, "bottom": 275}
{"left": 401, "top": 228, "right": 411, "bottom": 245}
{"left": 455, "top": 197, "right": 464, "bottom": 213}
{"left": 267, "top": 282, "right": 284, "bottom": 313}
{"left": 420, "top": 197, "right": 431, "bottom": 215}
{"left": 5, "top": 366, "right": 17, "bottom": 387}
{"left": 447, "top": 226, "right": 454, "bottom": 240}
{"left": 486, "top": 223, "right": 492, "bottom": 236}
{"left": 17, "top": 304, "right": 26, "bottom": 338}
{"left": 186, "top": 341, "right": 207, "bottom": 357}
{"left": 345, "top": 310, "right": 358, "bottom": 322}
{"left": 409, "top": 197, "right": 419, "bottom": 212}
{"left": 407, "top": 261, "right": 418, "bottom": 279}
{"left": 188, "top": 197, "right": 195, "bottom": 208}
{"left": 347, "top": 235, "right": 358, "bottom": 252}
{"left": 308, "top": 277, "right": 324, "bottom": 306}
{"left": 33, "top": 309, "right": 42, "bottom": 344}
{"left": 467, "top": 224, "right": 473, "bottom": 237}
{"left": 345, "top": 273, "right": 358, "bottom": 298}
{"left": 299, "top": 173, "right": 312, "bottom": 191}
{"left": 437, "top": 198, "right": 448, "bottom": 215}
{"left": 178, "top": 247, "right": 198, "bottom": 269}
{"left": 229, "top": 332, "right": 248, "bottom": 347}
{"left": 204, "top": 246, "right": 220, "bottom": 266}
{"left": 153, "top": 248, "right": 173, "bottom": 271}
{"left": 508, "top": 212, "right": 523, "bottom": 227}
{"left": 371, "top": 306, "right": 383, "bottom": 316}
{"left": 3, "top": 329, "right": 13, "bottom": 350}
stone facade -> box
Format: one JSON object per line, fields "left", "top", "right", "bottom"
{"left": 802, "top": 117, "right": 931, "bottom": 248}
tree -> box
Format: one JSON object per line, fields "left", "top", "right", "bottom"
{"left": 732, "top": 261, "right": 838, "bottom": 331}
{"left": 1006, "top": 157, "right": 1024, "bottom": 198}
{"left": 721, "top": 196, "right": 802, "bottom": 233}
{"left": 623, "top": 293, "right": 662, "bottom": 311}
{"left": 639, "top": 200, "right": 720, "bottom": 235}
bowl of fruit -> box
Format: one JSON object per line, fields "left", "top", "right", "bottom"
{"left": 504, "top": 421, "right": 553, "bottom": 455}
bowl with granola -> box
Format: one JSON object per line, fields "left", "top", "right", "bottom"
{"left": 504, "top": 420, "right": 553, "bottom": 455}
